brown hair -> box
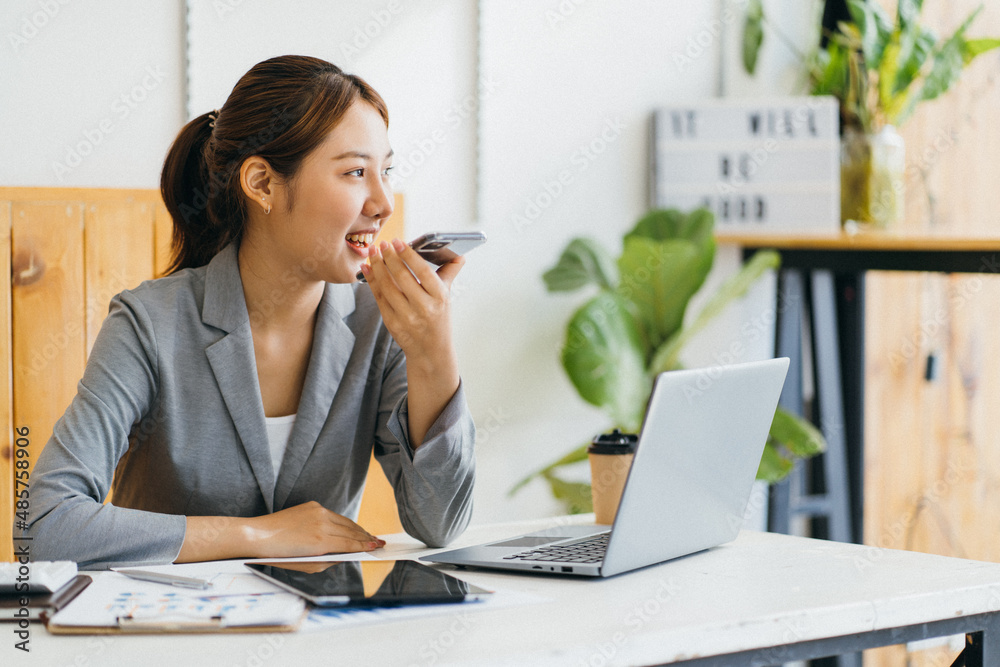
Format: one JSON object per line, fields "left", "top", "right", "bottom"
{"left": 160, "top": 55, "right": 388, "bottom": 274}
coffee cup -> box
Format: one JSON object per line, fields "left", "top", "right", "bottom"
{"left": 588, "top": 429, "right": 638, "bottom": 525}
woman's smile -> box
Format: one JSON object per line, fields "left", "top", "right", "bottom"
{"left": 345, "top": 229, "right": 378, "bottom": 255}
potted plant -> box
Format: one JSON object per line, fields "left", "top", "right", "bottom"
{"left": 743, "top": 0, "right": 1000, "bottom": 228}
{"left": 510, "top": 207, "right": 826, "bottom": 515}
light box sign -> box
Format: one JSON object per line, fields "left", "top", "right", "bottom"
{"left": 651, "top": 97, "right": 841, "bottom": 234}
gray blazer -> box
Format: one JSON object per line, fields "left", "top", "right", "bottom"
{"left": 24, "top": 244, "right": 475, "bottom": 569}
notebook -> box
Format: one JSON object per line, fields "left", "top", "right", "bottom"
{"left": 423, "top": 358, "right": 789, "bottom": 577}
{"left": 0, "top": 575, "right": 92, "bottom": 622}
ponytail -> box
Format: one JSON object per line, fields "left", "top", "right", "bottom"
{"left": 160, "top": 112, "right": 238, "bottom": 274}
{"left": 159, "top": 55, "right": 389, "bottom": 275}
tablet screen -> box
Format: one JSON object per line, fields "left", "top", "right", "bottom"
{"left": 245, "top": 560, "right": 492, "bottom": 607}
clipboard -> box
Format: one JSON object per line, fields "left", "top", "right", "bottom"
{"left": 46, "top": 572, "right": 307, "bottom": 634}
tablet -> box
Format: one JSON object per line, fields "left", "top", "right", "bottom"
{"left": 244, "top": 560, "right": 493, "bottom": 607}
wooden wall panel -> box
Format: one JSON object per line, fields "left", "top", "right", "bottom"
{"left": 154, "top": 199, "right": 173, "bottom": 278}
{"left": 84, "top": 201, "right": 155, "bottom": 354}
{"left": 864, "top": 2, "right": 1000, "bottom": 665}
{"left": 0, "top": 203, "right": 12, "bottom": 563}
{"left": 11, "top": 202, "right": 86, "bottom": 477}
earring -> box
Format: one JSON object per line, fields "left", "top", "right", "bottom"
{"left": 262, "top": 199, "right": 271, "bottom": 215}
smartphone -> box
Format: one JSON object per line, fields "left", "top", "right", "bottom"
{"left": 357, "top": 231, "right": 486, "bottom": 282}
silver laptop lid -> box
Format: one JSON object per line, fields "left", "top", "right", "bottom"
{"left": 601, "top": 358, "right": 789, "bottom": 577}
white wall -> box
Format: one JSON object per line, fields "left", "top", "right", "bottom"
{"left": 0, "top": 0, "right": 186, "bottom": 187}
{"left": 1, "top": 0, "right": 806, "bottom": 524}
{"left": 471, "top": 0, "right": 725, "bottom": 520}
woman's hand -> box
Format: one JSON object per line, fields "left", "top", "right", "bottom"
{"left": 361, "top": 239, "right": 463, "bottom": 363}
{"left": 175, "top": 501, "right": 385, "bottom": 562}
{"left": 361, "top": 239, "right": 463, "bottom": 447}
{"left": 243, "top": 501, "right": 385, "bottom": 558}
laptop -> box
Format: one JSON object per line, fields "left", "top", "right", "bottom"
{"left": 422, "top": 357, "right": 790, "bottom": 577}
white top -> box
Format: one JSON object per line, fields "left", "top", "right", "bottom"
{"left": 264, "top": 414, "right": 296, "bottom": 476}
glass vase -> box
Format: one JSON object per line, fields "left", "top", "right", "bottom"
{"left": 840, "top": 124, "right": 905, "bottom": 229}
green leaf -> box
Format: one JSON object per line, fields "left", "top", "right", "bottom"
{"left": 896, "top": 0, "right": 924, "bottom": 33}
{"left": 625, "top": 208, "right": 714, "bottom": 249}
{"left": 917, "top": 6, "right": 982, "bottom": 104}
{"left": 891, "top": 26, "right": 936, "bottom": 98}
{"left": 878, "top": 38, "right": 902, "bottom": 118}
{"left": 742, "top": 0, "right": 765, "bottom": 75}
{"left": 617, "top": 237, "right": 713, "bottom": 352}
{"left": 756, "top": 408, "right": 827, "bottom": 483}
{"left": 810, "top": 42, "right": 849, "bottom": 100}
{"left": 650, "top": 250, "right": 780, "bottom": 374}
{"left": 617, "top": 208, "right": 715, "bottom": 349}
{"left": 962, "top": 37, "right": 1000, "bottom": 65}
{"left": 769, "top": 407, "right": 826, "bottom": 457}
{"left": 562, "top": 293, "right": 650, "bottom": 430}
{"left": 846, "top": 0, "right": 894, "bottom": 69}
{"left": 756, "top": 442, "right": 794, "bottom": 483}
{"left": 542, "top": 471, "right": 593, "bottom": 515}
{"left": 543, "top": 238, "right": 618, "bottom": 292}
{"left": 509, "top": 442, "right": 590, "bottom": 497}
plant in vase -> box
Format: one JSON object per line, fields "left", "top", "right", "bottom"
{"left": 510, "top": 207, "right": 826, "bottom": 515}
{"left": 743, "top": 0, "right": 1000, "bottom": 228}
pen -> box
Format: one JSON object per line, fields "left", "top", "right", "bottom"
{"left": 116, "top": 569, "right": 214, "bottom": 590}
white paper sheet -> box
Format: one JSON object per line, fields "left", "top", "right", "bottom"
{"left": 49, "top": 572, "right": 305, "bottom": 629}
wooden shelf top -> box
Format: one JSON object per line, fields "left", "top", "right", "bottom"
{"left": 716, "top": 231, "right": 1000, "bottom": 252}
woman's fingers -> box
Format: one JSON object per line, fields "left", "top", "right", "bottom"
{"left": 318, "top": 509, "right": 385, "bottom": 552}
{"left": 362, "top": 247, "right": 403, "bottom": 316}
{"left": 391, "top": 239, "right": 465, "bottom": 295}
{"left": 320, "top": 508, "right": 382, "bottom": 541}
{"left": 327, "top": 520, "right": 384, "bottom": 548}
{"left": 326, "top": 536, "right": 382, "bottom": 553}
{"left": 432, "top": 255, "right": 465, "bottom": 289}
{"left": 364, "top": 239, "right": 461, "bottom": 361}
{"left": 254, "top": 502, "right": 386, "bottom": 556}
{"left": 380, "top": 241, "right": 436, "bottom": 301}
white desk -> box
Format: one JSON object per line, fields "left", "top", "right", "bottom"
{"left": 7, "top": 514, "right": 1000, "bottom": 666}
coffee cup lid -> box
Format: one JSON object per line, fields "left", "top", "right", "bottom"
{"left": 588, "top": 429, "right": 637, "bottom": 455}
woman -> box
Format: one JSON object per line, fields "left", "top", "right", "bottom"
{"left": 25, "top": 55, "right": 475, "bottom": 569}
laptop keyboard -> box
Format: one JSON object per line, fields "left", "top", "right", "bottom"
{"left": 502, "top": 532, "right": 610, "bottom": 564}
